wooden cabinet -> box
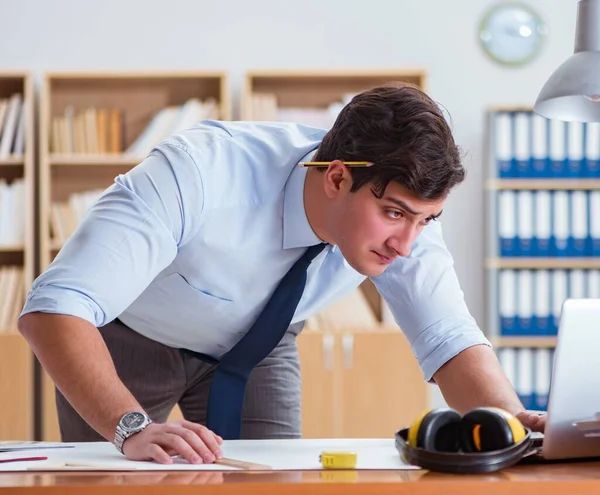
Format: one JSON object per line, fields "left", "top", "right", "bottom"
{"left": 296, "top": 331, "right": 337, "bottom": 438}
{"left": 0, "top": 72, "right": 35, "bottom": 441}
{"left": 0, "top": 334, "right": 33, "bottom": 440}
{"left": 298, "top": 328, "right": 428, "bottom": 439}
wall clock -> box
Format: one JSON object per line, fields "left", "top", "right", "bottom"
{"left": 479, "top": 2, "right": 548, "bottom": 67}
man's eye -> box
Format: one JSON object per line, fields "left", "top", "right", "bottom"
{"left": 388, "top": 210, "right": 403, "bottom": 219}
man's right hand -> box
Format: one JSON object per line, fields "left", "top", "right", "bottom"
{"left": 122, "top": 420, "right": 223, "bottom": 464}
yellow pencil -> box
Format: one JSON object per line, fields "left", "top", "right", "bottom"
{"left": 298, "top": 161, "right": 374, "bottom": 167}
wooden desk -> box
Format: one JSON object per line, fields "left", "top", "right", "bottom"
{"left": 1, "top": 461, "right": 600, "bottom": 494}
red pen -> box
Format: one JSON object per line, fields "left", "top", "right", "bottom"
{"left": 0, "top": 456, "right": 48, "bottom": 463}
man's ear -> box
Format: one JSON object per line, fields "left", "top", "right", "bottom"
{"left": 323, "top": 160, "right": 352, "bottom": 199}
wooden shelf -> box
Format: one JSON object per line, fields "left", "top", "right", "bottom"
{"left": 39, "top": 70, "right": 232, "bottom": 442}
{"left": 49, "top": 153, "right": 146, "bottom": 166}
{"left": 40, "top": 70, "right": 231, "bottom": 273}
{"left": 0, "top": 244, "right": 25, "bottom": 252}
{"left": 488, "top": 105, "right": 533, "bottom": 112}
{"left": 0, "top": 73, "right": 34, "bottom": 440}
{"left": 486, "top": 258, "right": 600, "bottom": 269}
{"left": 49, "top": 240, "right": 62, "bottom": 252}
{"left": 0, "top": 156, "right": 24, "bottom": 166}
{"left": 241, "top": 68, "right": 429, "bottom": 323}
{"left": 487, "top": 179, "right": 600, "bottom": 190}
{"left": 494, "top": 336, "right": 557, "bottom": 348}
{"left": 242, "top": 68, "right": 427, "bottom": 120}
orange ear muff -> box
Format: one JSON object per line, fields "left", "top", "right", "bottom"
{"left": 407, "top": 408, "right": 462, "bottom": 452}
{"left": 459, "top": 407, "right": 526, "bottom": 453}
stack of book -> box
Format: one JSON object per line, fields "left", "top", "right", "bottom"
{"left": 250, "top": 93, "right": 354, "bottom": 128}
{"left": 0, "top": 178, "right": 25, "bottom": 247}
{"left": 50, "top": 97, "right": 220, "bottom": 156}
{"left": 0, "top": 93, "right": 26, "bottom": 158}
{"left": 50, "top": 189, "right": 105, "bottom": 246}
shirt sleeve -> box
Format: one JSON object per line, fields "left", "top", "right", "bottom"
{"left": 371, "top": 220, "right": 491, "bottom": 383}
{"left": 20, "top": 142, "right": 205, "bottom": 328}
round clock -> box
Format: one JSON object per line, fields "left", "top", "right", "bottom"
{"left": 479, "top": 2, "right": 548, "bottom": 67}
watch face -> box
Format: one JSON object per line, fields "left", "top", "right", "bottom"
{"left": 121, "top": 412, "right": 147, "bottom": 431}
{"left": 479, "top": 2, "right": 548, "bottom": 66}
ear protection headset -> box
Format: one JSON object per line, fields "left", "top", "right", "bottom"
{"left": 395, "top": 407, "right": 533, "bottom": 474}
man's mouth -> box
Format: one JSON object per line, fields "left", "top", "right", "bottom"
{"left": 373, "top": 251, "right": 395, "bottom": 265}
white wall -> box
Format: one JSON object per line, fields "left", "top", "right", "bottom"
{"left": 0, "top": 0, "right": 579, "bottom": 331}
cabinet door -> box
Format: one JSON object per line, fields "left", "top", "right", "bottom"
{"left": 42, "top": 371, "right": 60, "bottom": 441}
{"left": 340, "top": 330, "right": 427, "bottom": 438}
{"left": 0, "top": 334, "right": 33, "bottom": 440}
{"left": 297, "top": 331, "right": 338, "bottom": 438}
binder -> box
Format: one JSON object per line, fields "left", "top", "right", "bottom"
{"left": 569, "top": 269, "right": 586, "bottom": 299}
{"left": 590, "top": 191, "right": 600, "bottom": 255}
{"left": 534, "top": 349, "right": 551, "bottom": 411}
{"left": 499, "top": 270, "right": 517, "bottom": 335}
{"left": 552, "top": 191, "right": 570, "bottom": 256}
{"left": 498, "top": 191, "right": 518, "bottom": 256}
{"left": 516, "top": 348, "right": 535, "bottom": 410}
{"left": 585, "top": 122, "right": 600, "bottom": 177}
{"left": 532, "top": 113, "right": 549, "bottom": 177}
{"left": 498, "top": 347, "right": 517, "bottom": 392}
{"left": 551, "top": 270, "right": 568, "bottom": 335}
{"left": 516, "top": 270, "right": 533, "bottom": 335}
{"left": 533, "top": 191, "right": 551, "bottom": 257}
{"left": 494, "top": 112, "right": 514, "bottom": 177}
{"left": 566, "top": 121, "right": 584, "bottom": 177}
{"left": 516, "top": 191, "right": 534, "bottom": 256}
{"left": 514, "top": 112, "right": 531, "bottom": 177}
{"left": 549, "top": 120, "right": 567, "bottom": 177}
{"left": 588, "top": 270, "right": 600, "bottom": 298}
{"left": 533, "top": 270, "right": 551, "bottom": 336}
{"left": 570, "top": 191, "right": 589, "bottom": 256}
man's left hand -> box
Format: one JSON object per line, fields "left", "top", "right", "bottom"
{"left": 516, "top": 411, "right": 546, "bottom": 433}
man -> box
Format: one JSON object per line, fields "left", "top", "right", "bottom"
{"left": 18, "top": 82, "right": 544, "bottom": 466}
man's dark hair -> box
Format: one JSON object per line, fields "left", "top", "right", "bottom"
{"left": 313, "top": 82, "right": 465, "bottom": 201}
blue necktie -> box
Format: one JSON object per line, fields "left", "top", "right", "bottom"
{"left": 205, "top": 243, "right": 326, "bottom": 439}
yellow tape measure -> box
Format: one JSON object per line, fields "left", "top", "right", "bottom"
{"left": 319, "top": 451, "right": 357, "bottom": 469}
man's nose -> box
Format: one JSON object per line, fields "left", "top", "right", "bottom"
{"left": 386, "top": 230, "right": 414, "bottom": 258}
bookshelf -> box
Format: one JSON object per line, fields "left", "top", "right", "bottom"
{"left": 242, "top": 69, "right": 431, "bottom": 437}
{"left": 38, "top": 70, "right": 230, "bottom": 441}
{"left": 40, "top": 70, "right": 230, "bottom": 270}
{"left": 485, "top": 106, "right": 600, "bottom": 412}
{"left": 242, "top": 68, "right": 427, "bottom": 327}
{"left": 0, "top": 72, "right": 35, "bottom": 440}
{"left": 242, "top": 68, "right": 427, "bottom": 123}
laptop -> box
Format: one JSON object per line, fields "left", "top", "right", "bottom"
{"left": 526, "top": 298, "right": 600, "bottom": 462}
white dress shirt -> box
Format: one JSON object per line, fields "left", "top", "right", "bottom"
{"left": 21, "top": 120, "right": 490, "bottom": 381}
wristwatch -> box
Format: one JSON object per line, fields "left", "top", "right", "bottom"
{"left": 113, "top": 411, "right": 153, "bottom": 454}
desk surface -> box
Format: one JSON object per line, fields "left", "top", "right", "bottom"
{"left": 2, "top": 461, "right": 600, "bottom": 494}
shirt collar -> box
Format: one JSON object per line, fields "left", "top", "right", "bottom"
{"left": 283, "top": 149, "right": 323, "bottom": 249}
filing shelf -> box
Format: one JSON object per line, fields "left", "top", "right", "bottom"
{"left": 485, "top": 105, "right": 600, "bottom": 411}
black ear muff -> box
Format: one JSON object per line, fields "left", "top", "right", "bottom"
{"left": 407, "top": 408, "right": 462, "bottom": 452}
{"left": 396, "top": 407, "right": 532, "bottom": 474}
{"left": 460, "top": 407, "right": 526, "bottom": 453}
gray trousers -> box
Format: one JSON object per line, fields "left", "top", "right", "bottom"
{"left": 55, "top": 319, "right": 303, "bottom": 441}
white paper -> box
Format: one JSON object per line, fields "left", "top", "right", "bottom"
{"left": 0, "top": 439, "right": 419, "bottom": 472}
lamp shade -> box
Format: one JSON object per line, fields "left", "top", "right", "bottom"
{"left": 534, "top": 0, "right": 600, "bottom": 122}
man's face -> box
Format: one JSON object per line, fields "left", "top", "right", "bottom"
{"left": 328, "top": 178, "right": 445, "bottom": 277}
